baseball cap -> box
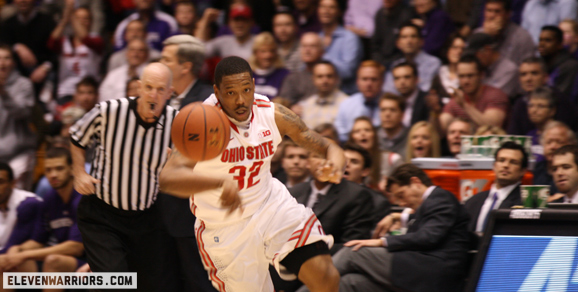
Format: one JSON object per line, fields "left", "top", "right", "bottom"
{"left": 229, "top": 5, "right": 253, "bottom": 19}
{"left": 463, "top": 33, "right": 495, "bottom": 56}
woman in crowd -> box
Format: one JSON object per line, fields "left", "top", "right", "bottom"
{"left": 347, "top": 116, "right": 403, "bottom": 190}
{"left": 248, "top": 32, "right": 290, "bottom": 98}
{"left": 405, "top": 121, "right": 441, "bottom": 162}
{"left": 427, "top": 34, "right": 466, "bottom": 110}
{"left": 475, "top": 125, "right": 507, "bottom": 136}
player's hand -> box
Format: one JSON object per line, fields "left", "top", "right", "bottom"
{"left": 13, "top": 44, "right": 37, "bottom": 68}
{"left": 74, "top": 172, "right": 100, "bottom": 195}
{"left": 372, "top": 214, "right": 395, "bottom": 239}
{"left": 315, "top": 160, "right": 342, "bottom": 184}
{"left": 220, "top": 177, "right": 243, "bottom": 216}
{"left": 344, "top": 239, "right": 384, "bottom": 251}
{"left": 76, "top": 263, "right": 92, "bottom": 273}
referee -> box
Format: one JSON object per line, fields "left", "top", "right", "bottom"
{"left": 70, "top": 63, "right": 177, "bottom": 291}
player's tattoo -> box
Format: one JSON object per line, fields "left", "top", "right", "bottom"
{"left": 277, "top": 103, "right": 308, "bottom": 132}
{"left": 275, "top": 104, "right": 329, "bottom": 155}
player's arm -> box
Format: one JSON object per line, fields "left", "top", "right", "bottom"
{"left": 159, "top": 149, "right": 241, "bottom": 213}
{"left": 275, "top": 104, "right": 345, "bottom": 183}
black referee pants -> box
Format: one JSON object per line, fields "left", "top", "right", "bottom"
{"left": 77, "top": 195, "right": 179, "bottom": 292}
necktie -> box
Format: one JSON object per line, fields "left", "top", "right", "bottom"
{"left": 312, "top": 193, "right": 324, "bottom": 212}
{"left": 483, "top": 192, "right": 499, "bottom": 230}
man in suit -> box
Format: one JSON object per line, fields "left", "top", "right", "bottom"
{"left": 551, "top": 144, "right": 578, "bottom": 203}
{"left": 158, "top": 34, "right": 217, "bottom": 292}
{"left": 464, "top": 142, "right": 527, "bottom": 234}
{"left": 160, "top": 34, "right": 214, "bottom": 109}
{"left": 342, "top": 143, "right": 390, "bottom": 229}
{"left": 290, "top": 152, "right": 374, "bottom": 255}
{"left": 390, "top": 61, "right": 429, "bottom": 128}
{"left": 309, "top": 164, "right": 470, "bottom": 292}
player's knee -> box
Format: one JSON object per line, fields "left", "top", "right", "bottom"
{"left": 298, "top": 254, "right": 339, "bottom": 292}
{"left": 43, "top": 255, "right": 67, "bottom": 272}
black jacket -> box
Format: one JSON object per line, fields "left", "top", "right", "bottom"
{"left": 387, "top": 187, "right": 470, "bottom": 292}
{"left": 290, "top": 180, "right": 374, "bottom": 254}
{"left": 464, "top": 185, "right": 522, "bottom": 232}
{"left": 180, "top": 80, "right": 215, "bottom": 108}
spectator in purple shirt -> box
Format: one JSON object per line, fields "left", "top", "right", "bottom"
{"left": 113, "top": 0, "right": 178, "bottom": 52}
{"left": 526, "top": 86, "right": 557, "bottom": 162}
{"left": 411, "top": 0, "right": 455, "bottom": 57}
{"left": 0, "top": 163, "right": 41, "bottom": 255}
{"left": 0, "top": 148, "right": 84, "bottom": 274}
{"left": 293, "top": 0, "right": 322, "bottom": 35}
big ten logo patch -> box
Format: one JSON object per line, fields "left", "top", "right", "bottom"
{"left": 258, "top": 130, "right": 271, "bottom": 139}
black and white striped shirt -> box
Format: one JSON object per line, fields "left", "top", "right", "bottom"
{"left": 70, "top": 97, "right": 176, "bottom": 211}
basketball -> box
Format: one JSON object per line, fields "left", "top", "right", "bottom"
{"left": 171, "top": 102, "right": 231, "bottom": 161}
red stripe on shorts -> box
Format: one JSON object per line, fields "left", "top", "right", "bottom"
{"left": 196, "top": 221, "right": 227, "bottom": 292}
{"left": 296, "top": 215, "right": 317, "bottom": 248}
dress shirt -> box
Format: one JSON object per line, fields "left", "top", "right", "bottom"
{"left": 476, "top": 183, "right": 519, "bottom": 232}
{"left": 300, "top": 90, "right": 348, "bottom": 128}
{"left": 170, "top": 80, "right": 196, "bottom": 110}
{"left": 521, "top": 0, "right": 578, "bottom": 44}
{"left": 320, "top": 26, "right": 363, "bottom": 94}
{"left": 383, "top": 51, "right": 441, "bottom": 94}
{"left": 335, "top": 92, "right": 382, "bottom": 141}
{"left": 563, "top": 190, "right": 578, "bottom": 204}
{"left": 343, "top": 0, "right": 383, "bottom": 37}
{"left": 306, "top": 181, "right": 332, "bottom": 209}
{"left": 402, "top": 89, "right": 418, "bottom": 127}
{"left": 378, "top": 126, "right": 408, "bottom": 158}
{"left": 474, "top": 22, "right": 536, "bottom": 66}
{"left": 485, "top": 55, "right": 519, "bottom": 96}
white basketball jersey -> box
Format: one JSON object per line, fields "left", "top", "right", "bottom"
{"left": 58, "top": 36, "right": 101, "bottom": 97}
{"left": 192, "top": 94, "right": 283, "bottom": 224}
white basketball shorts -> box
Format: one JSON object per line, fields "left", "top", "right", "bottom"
{"left": 194, "top": 178, "right": 334, "bottom": 292}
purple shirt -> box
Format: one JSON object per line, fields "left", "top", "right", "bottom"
{"left": 0, "top": 194, "right": 42, "bottom": 253}
{"left": 526, "top": 128, "right": 544, "bottom": 162}
{"left": 113, "top": 11, "right": 178, "bottom": 51}
{"left": 32, "top": 189, "right": 82, "bottom": 246}
{"left": 253, "top": 68, "right": 290, "bottom": 99}
{"left": 293, "top": 11, "right": 322, "bottom": 36}
{"left": 422, "top": 7, "right": 455, "bottom": 57}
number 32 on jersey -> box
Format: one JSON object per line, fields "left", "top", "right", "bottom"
{"left": 228, "top": 161, "right": 264, "bottom": 190}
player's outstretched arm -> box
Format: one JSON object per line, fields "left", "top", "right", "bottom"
{"left": 160, "top": 148, "right": 223, "bottom": 198}
{"left": 159, "top": 149, "right": 242, "bottom": 213}
{"left": 274, "top": 104, "right": 345, "bottom": 183}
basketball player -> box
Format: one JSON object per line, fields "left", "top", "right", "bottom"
{"left": 160, "top": 56, "right": 342, "bottom": 292}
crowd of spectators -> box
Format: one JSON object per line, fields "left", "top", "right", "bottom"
{"left": 1, "top": 0, "right": 578, "bottom": 291}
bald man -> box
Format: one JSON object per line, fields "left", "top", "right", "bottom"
{"left": 279, "top": 32, "right": 325, "bottom": 104}
{"left": 70, "top": 62, "right": 179, "bottom": 292}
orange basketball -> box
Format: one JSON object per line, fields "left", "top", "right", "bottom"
{"left": 171, "top": 102, "right": 231, "bottom": 161}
